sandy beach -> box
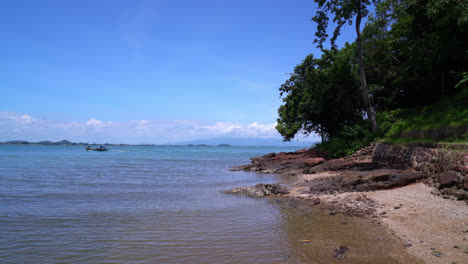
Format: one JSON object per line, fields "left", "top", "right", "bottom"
{"left": 290, "top": 181, "right": 468, "bottom": 263}
{"left": 231, "top": 144, "right": 468, "bottom": 263}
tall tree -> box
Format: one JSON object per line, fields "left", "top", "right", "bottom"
{"left": 312, "top": 0, "right": 378, "bottom": 133}
{"left": 276, "top": 44, "right": 362, "bottom": 141}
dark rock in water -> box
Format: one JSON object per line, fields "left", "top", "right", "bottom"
{"left": 333, "top": 246, "right": 349, "bottom": 260}
{"left": 226, "top": 183, "right": 289, "bottom": 198}
{"left": 439, "top": 171, "right": 460, "bottom": 189}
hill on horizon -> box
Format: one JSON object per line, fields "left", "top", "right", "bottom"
{"left": 170, "top": 137, "right": 318, "bottom": 147}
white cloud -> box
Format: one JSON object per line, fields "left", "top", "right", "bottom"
{"left": 204, "top": 122, "right": 242, "bottom": 133}
{"left": 17, "top": 114, "right": 33, "bottom": 123}
{"left": 0, "top": 112, "right": 316, "bottom": 144}
{"left": 86, "top": 118, "right": 102, "bottom": 126}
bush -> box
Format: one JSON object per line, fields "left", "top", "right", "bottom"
{"left": 316, "top": 122, "right": 376, "bottom": 158}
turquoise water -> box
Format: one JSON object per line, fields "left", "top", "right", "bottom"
{"left": 0, "top": 145, "right": 418, "bottom": 264}
{"left": 0, "top": 145, "right": 303, "bottom": 263}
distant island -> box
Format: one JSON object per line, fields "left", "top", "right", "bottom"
{"left": 0, "top": 140, "right": 130, "bottom": 146}
{"left": 0, "top": 140, "right": 235, "bottom": 147}
{"left": 1, "top": 138, "right": 316, "bottom": 147}
{"left": 1, "top": 140, "right": 89, "bottom": 145}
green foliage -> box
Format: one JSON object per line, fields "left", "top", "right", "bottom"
{"left": 314, "top": 111, "right": 396, "bottom": 158}
{"left": 276, "top": 44, "right": 362, "bottom": 141}
{"left": 456, "top": 72, "right": 468, "bottom": 89}
{"left": 315, "top": 122, "right": 375, "bottom": 158}
{"left": 367, "top": 0, "right": 468, "bottom": 107}
{"left": 276, "top": 0, "right": 468, "bottom": 157}
{"left": 384, "top": 91, "right": 468, "bottom": 142}
{"left": 312, "top": 0, "right": 376, "bottom": 50}
{"left": 315, "top": 91, "right": 468, "bottom": 157}
{"left": 312, "top": 0, "right": 378, "bottom": 133}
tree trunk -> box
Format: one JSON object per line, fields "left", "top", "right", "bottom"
{"left": 356, "top": 7, "right": 377, "bottom": 133}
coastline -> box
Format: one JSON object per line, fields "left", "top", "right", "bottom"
{"left": 230, "top": 143, "right": 468, "bottom": 263}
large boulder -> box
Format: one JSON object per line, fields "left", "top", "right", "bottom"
{"left": 439, "top": 171, "right": 460, "bottom": 189}
{"left": 463, "top": 176, "right": 468, "bottom": 191}
{"left": 231, "top": 148, "right": 329, "bottom": 175}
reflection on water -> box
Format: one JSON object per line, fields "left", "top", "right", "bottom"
{"left": 0, "top": 145, "right": 420, "bottom": 263}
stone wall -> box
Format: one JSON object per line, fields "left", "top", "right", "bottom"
{"left": 372, "top": 143, "right": 468, "bottom": 200}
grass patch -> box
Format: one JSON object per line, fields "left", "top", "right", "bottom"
{"left": 383, "top": 90, "right": 468, "bottom": 142}
{"left": 318, "top": 91, "right": 468, "bottom": 158}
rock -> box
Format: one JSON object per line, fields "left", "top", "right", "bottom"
{"left": 333, "top": 246, "right": 349, "bottom": 260}
{"left": 394, "top": 206, "right": 401, "bottom": 209}
{"left": 463, "top": 176, "right": 468, "bottom": 191}
{"left": 306, "top": 168, "right": 425, "bottom": 194}
{"left": 231, "top": 147, "right": 329, "bottom": 175}
{"left": 440, "top": 188, "right": 468, "bottom": 200}
{"left": 404, "top": 243, "right": 412, "bottom": 247}
{"left": 310, "top": 198, "right": 321, "bottom": 205}
{"left": 439, "top": 171, "right": 459, "bottom": 189}
{"left": 226, "top": 183, "right": 289, "bottom": 198}
{"left": 431, "top": 250, "right": 445, "bottom": 258}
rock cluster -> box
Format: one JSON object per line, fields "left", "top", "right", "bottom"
{"left": 373, "top": 143, "right": 468, "bottom": 201}
{"left": 229, "top": 142, "right": 468, "bottom": 204}
{"left": 226, "top": 183, "right": 289, "bottom": 198}
{"left": 344, "top": 142, "right": 376, "bottom": 161}
{"left": 231, "top": 148, "right": 329, "bottom": 175}
{"left": 304, "top": 168, "right": 426, "bottom": 194}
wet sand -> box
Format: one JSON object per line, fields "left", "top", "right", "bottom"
{"left": 288, "top": 178, "right": 468, "bottom": 263}
{"left": 270, "top": 199, "right": 423, "bottom": 264}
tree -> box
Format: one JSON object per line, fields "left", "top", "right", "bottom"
{"left": 312, "top": 0, "right": 378, "bottom": 133}
{"left": 276, "top": 44, "right": 362, "bottom": 141}
{"left": 366, "top": 0, "right": 468, "bottom": 107}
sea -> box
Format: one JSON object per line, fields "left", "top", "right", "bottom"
{"left": 0, "top": 145, "right": 418, "bottom": 263}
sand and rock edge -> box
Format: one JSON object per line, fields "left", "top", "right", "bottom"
{"left": 228, "top": 143, "right": 468, "bottom": 263}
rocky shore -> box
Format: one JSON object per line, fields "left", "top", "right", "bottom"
{"left": 229, "top": 143, "right": 468, "bottom": 263}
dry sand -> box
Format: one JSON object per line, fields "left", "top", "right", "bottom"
{"left": 368, "top": 183, "right": 468, "bottom": 264}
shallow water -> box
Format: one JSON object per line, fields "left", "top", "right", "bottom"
{"left": 0, "top": 145, "right": 418, "bottom": 263}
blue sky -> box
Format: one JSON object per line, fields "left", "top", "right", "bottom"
{"left": 1, "top": 0, "right": 358, "bottom": 144}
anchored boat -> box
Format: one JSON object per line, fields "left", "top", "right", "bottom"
{"left": 85, "top": 146, "right": 108, "bottom": 151}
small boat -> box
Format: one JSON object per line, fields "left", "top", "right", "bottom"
{"left": 85, "top": 145, "right": 108, "bottom": 151}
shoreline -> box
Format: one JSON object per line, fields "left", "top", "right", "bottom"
{"left": 288, "top": 181, "right": 468, "bottom": 263}
{"left": 230, "top": 144, "right": 468, "bottom": 263}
